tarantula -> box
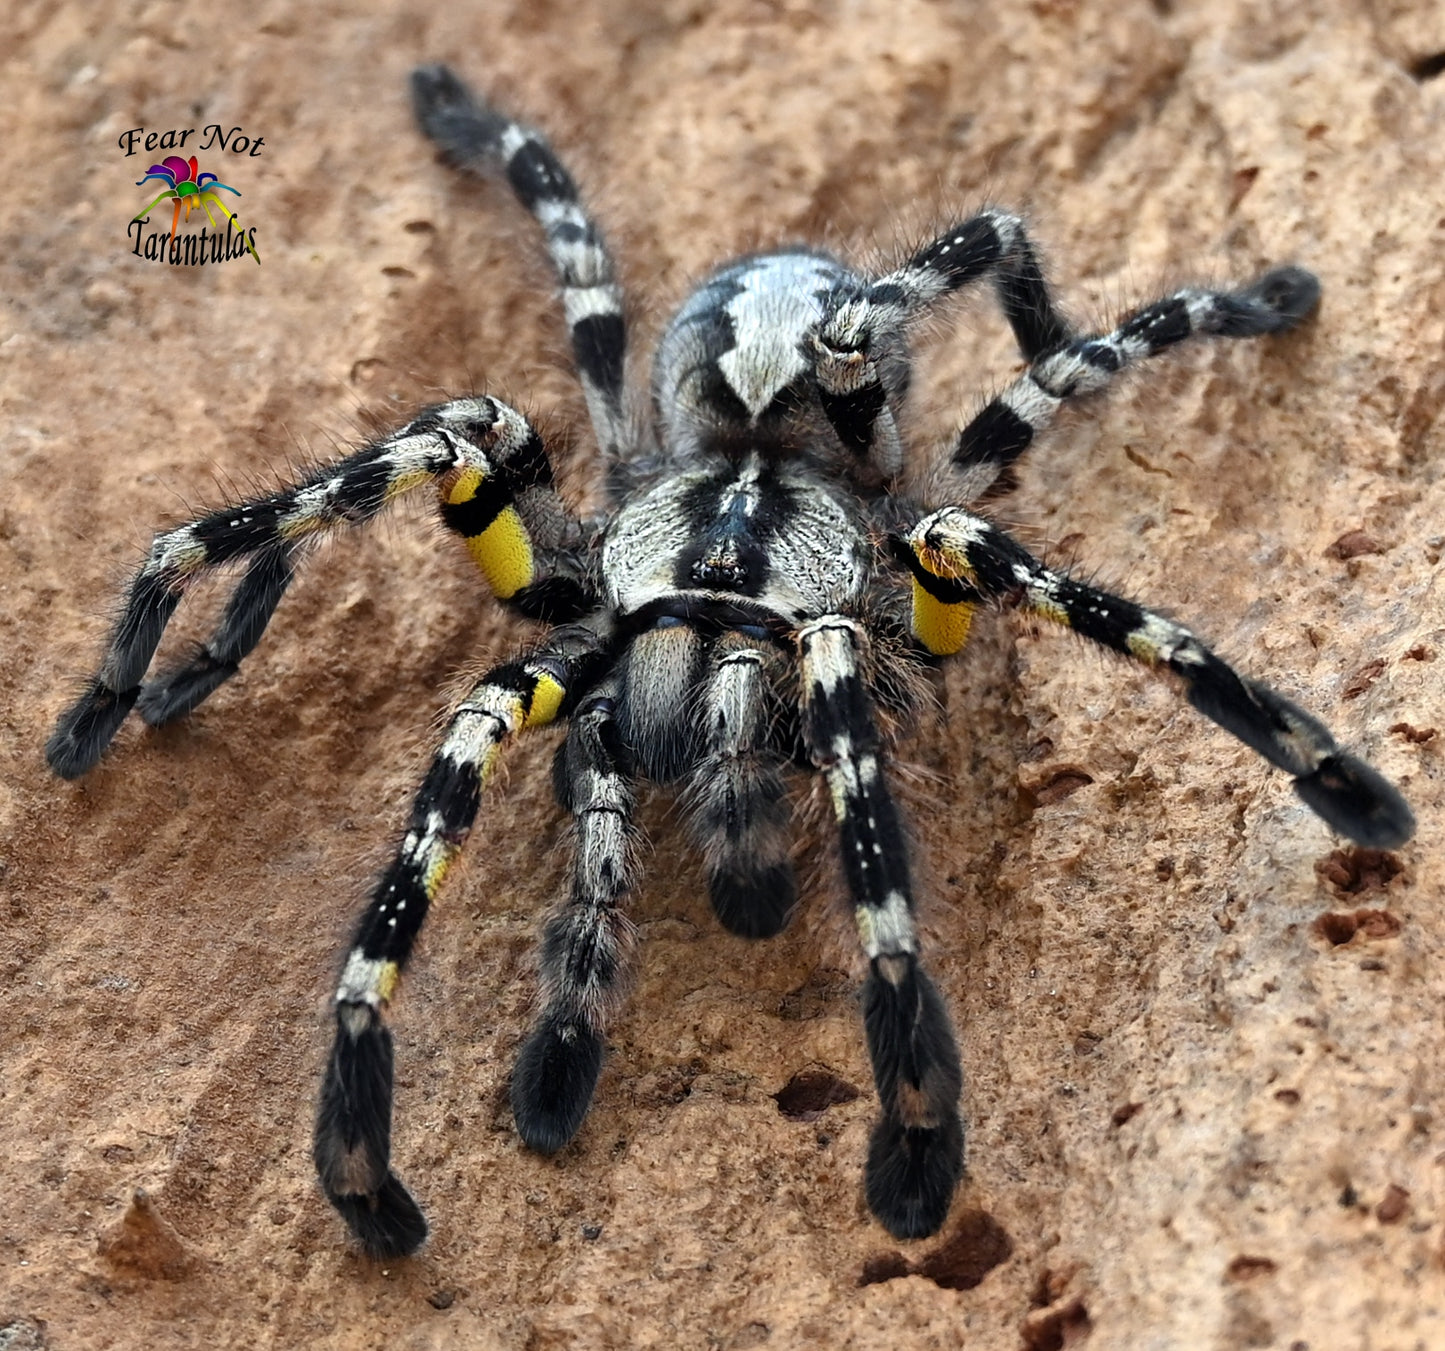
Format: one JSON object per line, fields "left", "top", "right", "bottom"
{"left": 47, "top": 66, "right": 1414, "bottom": 1258}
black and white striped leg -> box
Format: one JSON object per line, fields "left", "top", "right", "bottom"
{"left": 511, "top": 676, "right": 637, "bottom": 1153}
{"left": 315, "top": 631, "right": 603, "bottom": 1258}
{"left": 411, "top": 65, "right": 630, "bottom": 464}
{"left": 685, "top": 633, "right": 797, "bottom": 939}
{"left": 809, "top": 211, "right": 1068, "bottom": 476}
{"left": 46, "top": 398, "right": 591, "bottom": 779}
{"left": 895, "top": 509, "right": 1415, "bottom": 849}
{"left": 798, "top": 617, "right": 964, "bottom": 1240}
{"left": 948, "top": 266, "right": 1321, "bottom": 497}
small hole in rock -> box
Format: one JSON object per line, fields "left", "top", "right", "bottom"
{"left": 1022, "top": 1296, "right": 1093, "bottom": 1350}
{"left": 858, "top": 1250, "right": 910, "bottom": 1286}
{"left": 1314, "top": 848, "right": 1404, "bottom": 895}
{"left": 1316, "top": 911, "right": 1358, "bottom": 945}
{"left": 772, "top": 1069, "right": 860, "bottom": 1122}
{"left": 1324, "top": 529, "right": 1385, "bottom": 561}
{"left": 1389, "top": 722, "right": 1437, "bottom": 743}
{"left": 1314, "top": 907, "right": 1401, "bottom": 946}
{"left": 1341, "top": 658, "right": 1387, "bottom": 698}
{"left": 1032, "top": 769, "right": 1094, "bottom": 806}
{"left": 914, "top": 1209, "right": 1014, "bottom": 1291}
{"left": 1226, "top": 1254, "right": 1278, "bottom": 1281}
{"left": 1408, "top": 51, "right": 1445, "bottom": 81}
{"left": 1375, "top": 1184, "right": 1410, "bottom": 1223}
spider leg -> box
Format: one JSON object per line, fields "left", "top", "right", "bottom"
{"left": 315, "top": 624, "right": 609, "bottom": 1258}
{"left": 798, "top": 616, "right": 964, "bottom": 1240}
{"left": 511, "top": 671, "right": 638, "bottom": 1152}
{"left": 47, "top": 397, "right": 593, "bottom": 777}
{"left": 135, "top": 545, "right": 297, "bottom": 726}
{"left": 411, "top": 65, "right": 630, "bottom": 468}
{"left": 684, "top": 632, "right": 797, "bottom": 939}
{"left": 810, "top": 210, "right": 1070, "bottom": 473}
{"left": 942, "top": 266, "right": 1320, "bottom": 500}
{"left": 808, "top": 206, "right": 1318, "bottom": 493}
{"left": 893, "top": 509, "right": 1416, "bottom": 849}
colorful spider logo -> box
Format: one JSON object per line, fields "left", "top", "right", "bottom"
{"left": 133, "top": 155, "right": 260, "bottom": 263}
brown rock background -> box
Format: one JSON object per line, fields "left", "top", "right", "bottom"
{"left": 2, "top": 1, "right": 1442, "bottom": 1347}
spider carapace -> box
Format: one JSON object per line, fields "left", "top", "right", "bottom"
{"left": 47, "top": 66, "right": 1415, "bottom": 1258}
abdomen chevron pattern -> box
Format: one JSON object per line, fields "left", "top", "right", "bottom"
{"left": 47, "top": 64, "right": 1415, "bottom": 1262}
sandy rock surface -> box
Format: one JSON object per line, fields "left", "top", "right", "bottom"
{"left": 2, "top": 2, "right": 1443, "bottom": 1347}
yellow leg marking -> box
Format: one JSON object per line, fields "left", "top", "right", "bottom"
{"left": 276, "top": 509, "right": 328, "bottom": 542}
{"left": 442, "top": 466, "right": 538, "bottom": 598}
{"left": 377, "top": 960, "right": 400, "bottom": 1003}
{"left": 464, "top": 506, "right": 536, "bottom": 599}
{"left": 167, "top": 542, "right": 211, "bottom": 578}
{"left": 1125, "top": 630, "right": 1164, "bottom": 664}
{"left": 444, "top": 465, "right": 485, "bottom": 504}
{"left": 854, "top": 904, "right": 877, "bottom": 952}
{"left": 1029, "top": 596, "right": 1072, "bottom": 629}
{"left": 525, "top": 672, "right": 566, "bottom": 728}
{"left": 383, "top": 467, "right": 433, "bottom": 501}
{"left": 913, "top": 539, "right": 978, "bottom": 586}
{"left": 423, "top": 849, "right": 456, "bottom": 901}
{"left": 912, "top": 582, "right": 975, "bottom": 656}
{"left": 339, "top": 952, "right": 402, "bottom": 1005}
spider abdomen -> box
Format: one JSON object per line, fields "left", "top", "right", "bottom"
{"left": 654, "top": 250, "right": 855, "bottom": 448}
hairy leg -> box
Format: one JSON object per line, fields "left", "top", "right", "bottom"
{"left": 798, "top": 615, "right": 964, "bottom": 1239}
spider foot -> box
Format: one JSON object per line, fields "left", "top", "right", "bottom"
{"left": 137, "top": 648, "right": 239, "bottom": 726}
{"left": 326, "top": 1173, "right": 429, "bottom": 1260}
{"left": 313, "top": 1005, "right": 426, "bottom": 1255}
{"left": 1295, "top": 752, "right": 1416, "bottom": 850}
{"left": 410, "top": 64, "right": 490, "bottom": 155}
{"left": 1186, "top": 674, "right": 1415, "bottom": 849}
{"left": 46, "top": 679, "right": 140, "bottom": 779}
{"left": 865, "top": 1111, "right": 966, "bottom": 1241}
{"left": 1222, "top": 266, "right": 1322, "bottom": 335}
{"left": 511, "top": 1015, "right": 603, "bottom": 1154}
{"left": 708, "top": 862, "right": 798, "bottom": 939}
{"left": 861, "top": 957, "right": 966, "bottom": 1239}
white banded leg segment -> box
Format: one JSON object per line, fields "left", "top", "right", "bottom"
{"left": 512, "top": 681, "right": 637, "bottom": 1154}
{"left": 798, "top": 619, "right": 917, "bottom": 946}
{"left": 314, "top": 642, "right": 585, "bottom": 1260}
{"left": 46, "top": 396, "right": 569, "bottom": 779}
{"left": 949, "top": 266, "right": 1322, "bottom": 497}
{"left": 896, "top": 507, "right": 1414, "bottom": 849}
{"left": 797, "top": 617, "right": 964, "bottom": 1240}
{"left": 411, "top": 65, "right": 629, "bottom": 462}
{"left": 685, "top": 637, "right": 797, "bottom": 938}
